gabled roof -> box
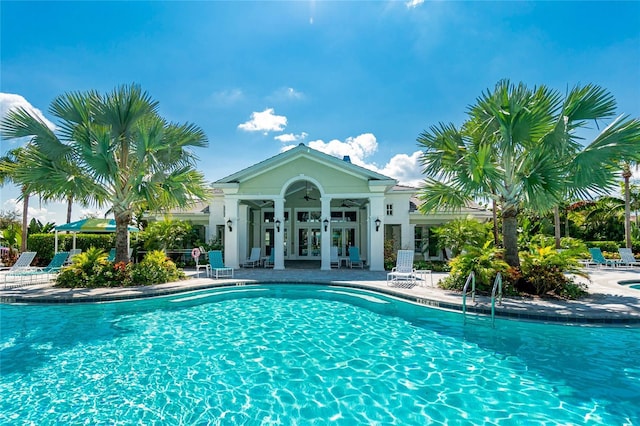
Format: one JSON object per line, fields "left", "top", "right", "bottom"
{"left": 213, "top": 143, "right": 396, "bottom": 185}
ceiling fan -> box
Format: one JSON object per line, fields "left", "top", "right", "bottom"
{"left": 303, "top": 182, "right": 317, "bottom": 201}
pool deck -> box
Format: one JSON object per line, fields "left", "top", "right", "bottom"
{"left": 2, "top": 266, "right": 640, "bottom": 325}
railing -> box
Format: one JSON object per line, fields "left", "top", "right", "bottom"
{"left": 491, "top": 272, "right": 503, "bottom": 327}
{"left": 462, "top": 271, "right": 475, "bottom": 323}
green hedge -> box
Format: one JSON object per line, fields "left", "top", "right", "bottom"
{"left": 28, "top": 233, "right": 115, "bottom": 265}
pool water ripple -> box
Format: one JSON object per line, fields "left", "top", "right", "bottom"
{"left": 1, "top": 284, "right": 639, "bottom": 425}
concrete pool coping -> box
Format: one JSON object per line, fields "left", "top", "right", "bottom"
{"left": 2, "top": 267, "right": 640, "bottom": 325}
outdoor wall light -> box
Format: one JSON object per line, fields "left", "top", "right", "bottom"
{"left": 323, "top": 218, "right": 329, "bottom": 232}
{"left": 375, "top": 218, "right": 381, "bottom": 232}
{"left": 275, "top": 219, "right": 281, "bottom": 232}
{"left": 227, "top": 219, "right": 233, "bottom": 232}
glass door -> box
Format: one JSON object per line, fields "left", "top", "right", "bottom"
{"left": 297, "top": 227, "right": 321, "bottom": 258}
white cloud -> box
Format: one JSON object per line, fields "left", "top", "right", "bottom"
{"left": 376, "top": 151, "right": 424, "bottom": 187}
{"left": 2, "top": 198, "right": 57, "bottom": 224}
{"left": 308, "top": 133, "right": 378, "bottom": 167}
{"left": 406, "top": 0, "right": 425, "bottom": 8}
{"left": 0, "top": 93, "right": 56, "bottom": 131}
{"left": 238, "top": 108, "right": 287, "bottom": 133}
{"left": 210, "top": 88, "right": 244, "bottom": 105}
{"left": 282, "top": 133, "right": 424, "bottom": 187}
{"left": 275, "top": 132, "right": 308, "bottom": 143}
{"left": 270, "top": 87, "right": 305, "bottom": 102}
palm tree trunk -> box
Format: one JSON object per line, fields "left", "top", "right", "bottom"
{"left": 114, "top": 210, "right": 132, "bottom": 263}
{"left": 502, "top": 206, "right": 520, "bottom": 268}
{"left": 492, "top": 199, "right": 500, "bottom": 246}
{"left": 553, "top": 205, "right": 561, "bottom": 249}
{"left": 20, "top": 186, "right": 29, "bottom": 252}
{"left": 623, "top": 167, "right": 632, "bottom": 248}
{"left": 66, "top": 195, "right": 73, "bottom": 223}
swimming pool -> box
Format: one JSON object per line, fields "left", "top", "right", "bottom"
{"left": 1, "top": 284, "right": 639, "bottom": 424}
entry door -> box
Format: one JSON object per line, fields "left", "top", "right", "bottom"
{"left": 298, "top": 228, "right": 321, "bottom": 258}
{"left": 332, "top": 226, "right": 356, "bottom": 257}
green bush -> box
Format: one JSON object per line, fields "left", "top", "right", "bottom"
{"left": 130, "top": 250, "right": 184, "bottom": 285}
{"left": 519, "top": 246, "right": 588, "bottom": 299}
{"left": 439, "top": 242, "right": 511, "bottom": 293}
{"left": 28, "top": 233, "right": 115, "bottom": 265}
{"left": 585, "top": 241, "right": 619, "bottom": 255}
{"left": 55, "top": 249, "right": 184, "bottom": 288}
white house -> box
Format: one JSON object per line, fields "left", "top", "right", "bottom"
{"left": 146, "top": 143, "right": 491, "bottom": 270}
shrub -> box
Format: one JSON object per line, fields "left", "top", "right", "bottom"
{"left": 130, "top": 250, "right": 184, "bottom": 285}
{"left": 55, "top": 248, "right": 184, "bottom": 288}
{"left": 28, "top": 233, "right": 115, "bottom": 265}
{"left": 439, "top": 241, "right": 510, "bottom": 293}
{"left": 519, "top": 246, "right": 588, "bottom": 299}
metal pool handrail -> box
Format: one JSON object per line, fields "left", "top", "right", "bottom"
{"left": 462, "top": 271, "right": 475, "bottom": 323}
{"left": 491, "top": 272, "right": 503, "bottom": 327}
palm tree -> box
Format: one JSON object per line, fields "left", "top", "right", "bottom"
{"left": 0, "top": 146, "right": 35, "bottom": 252}
{"left": 0, "top": 84, "right": 210, "bottom": 263}
{"left": 418, "top": 80, "right": 640, "bottom": 268}
{"left": 621, "top": 161, "right": 639, "bottom": 248}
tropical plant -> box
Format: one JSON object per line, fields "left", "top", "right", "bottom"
{"left": 0, "top": 84, "right": 210, "bottom": 263}
{"left": 141, "top": 218, "right": 194, "bottom": 251}
{"left": 431, "top": 217, "right": 491, "bottom": 257}
{"left": 0, "top": 146, "right": 36, "bottom": 252}
{"left": 417, "top": 80, "right": 640, "bottom": 271}
{"left": 519, "top": 246, "right": 587, "bottom": 298}
{"left": 621, "top": 161, "right": 639, "bottom": 248}
{"left": 439, "top": 241, "right": 510, "bottom": 293}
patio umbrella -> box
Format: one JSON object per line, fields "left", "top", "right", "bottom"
{"left": 54, "top": 218, "right": 139, "bottom": 253}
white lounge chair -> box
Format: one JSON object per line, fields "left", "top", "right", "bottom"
{"left": 387, "top": 250, "right": 416, "bottom": 287}
{"left": 208, "top": 250, "right": 234, "bottom": 279}
{"left": 65, "top": 248, "right": 82, "bottom": 265}
{"left": 330, "top": 246, "right": 340, "bottom": 269}
{"left": 348, "top": 247, "right": 364, "bottom": 269}
{"left": 242, "top": 247, "right": 261, "bottom": 268}
{"left": 618, "top": 248, "right": 640, "bottom": 268}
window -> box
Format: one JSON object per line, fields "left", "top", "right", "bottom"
{"left": 386, "top": 204, "right": 393, "bottom": 216}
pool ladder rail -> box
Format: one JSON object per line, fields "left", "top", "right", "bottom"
{"left": 462, "top": 272, "right": 503, "bottom": 327}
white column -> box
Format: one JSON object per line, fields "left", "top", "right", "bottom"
{"left": 320, "top": 196, "right": 331, "bottom": 270}
{"left": 368, "top": 194, "right": 385, "bottom": 271}
{"left": 274, "top": 196, "right": 285, "bottom": 270}
{"left": 224, "top": 197, "right": 240, "bottom": 268}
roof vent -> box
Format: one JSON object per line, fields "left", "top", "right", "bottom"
{"left": 343, "top": 155, "right": 351, "bottom": 163}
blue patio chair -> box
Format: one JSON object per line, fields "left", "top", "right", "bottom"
{"left": 208, "top": 250, "right": 234, "bottom": 279}
{"left": 264, "top": 250, "right": 275, "bottom": 268}
{"left": 348, "top": 247, "right": 364, "bottom": 269}
{"left": 107, "top": 248, "right": 116, "bottom": 262}
{"left": 588, "top": 247, "right": 620, "bottom": 268}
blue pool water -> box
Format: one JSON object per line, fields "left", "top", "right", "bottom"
{"left": 1, "top": 284, "right": 639, "bottom": 424}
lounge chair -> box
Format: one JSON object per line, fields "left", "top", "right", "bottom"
{"left": 387, "top": 250, "right": 416, "bottom": 287}
{"left": 588, "top": 247, "right": 620, "bottom": 268}
{"left": 65, "top": 248, "right": 82, "bottom": 265}
{"left": 264, "top": 250, "right": 275, "bottom": 268}
{"left": 208, "top": 250, "right": 234, "bottom": 279}
{"left": 242, "top": 247, "right": 261, "bottom": 268}
{"left": 618, "top": 248, "right": 640, "bottom": 268}
{"left": 107, "top": 248, "right": 116, "bottom": 262}
{"left": 348, "top": 247, "right": 364, "bottom": 269}
{"left": 4, "top": 252, "right": 68, "bottom": 289}
{"left": 330, "top": 246, "right": 340, "bottom": 269}
{"left": 2, "top": 251, "right": 37, "bottom": 273}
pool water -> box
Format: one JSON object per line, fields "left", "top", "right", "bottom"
{"left": 1, "top": 284, "right": 639, "bottom": 425}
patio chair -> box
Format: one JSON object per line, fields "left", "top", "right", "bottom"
{"left": 208, "top": 250, "right": 234, "bottom": 279}
{"left": 618, "top": 248, "right": 640, "bottom": 268}
{"left": 2, "top": 251, "right": 37, "bottom": 273}
{"left": 107, "top": 248, "right": 116, "bottom": 262}
{"left": 4, "top": 252, "right": 68, "bottom": 289}
{"left": 387, "top": 250, "right": 416, "bottom": 287}
{"left": 242, "top": 247, "right": 261, "bottom": 268}
{"left": 588, "top": 247, "right": 620, "bottom": 268}
{"left": 348, "top": 247, "right": 364, "bottom": 269}
{"left": 65, "top": 248, "right": 82, "bottom": 265}
{"left": 330, "top": 246, "right": 340, "bottom": 269}
{"left": 264, "top": 250, "right": 275, "bottom": 268}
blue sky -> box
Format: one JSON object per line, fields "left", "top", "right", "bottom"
{"left": 1, "top": 0, "right": 639, "bottom": 225}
